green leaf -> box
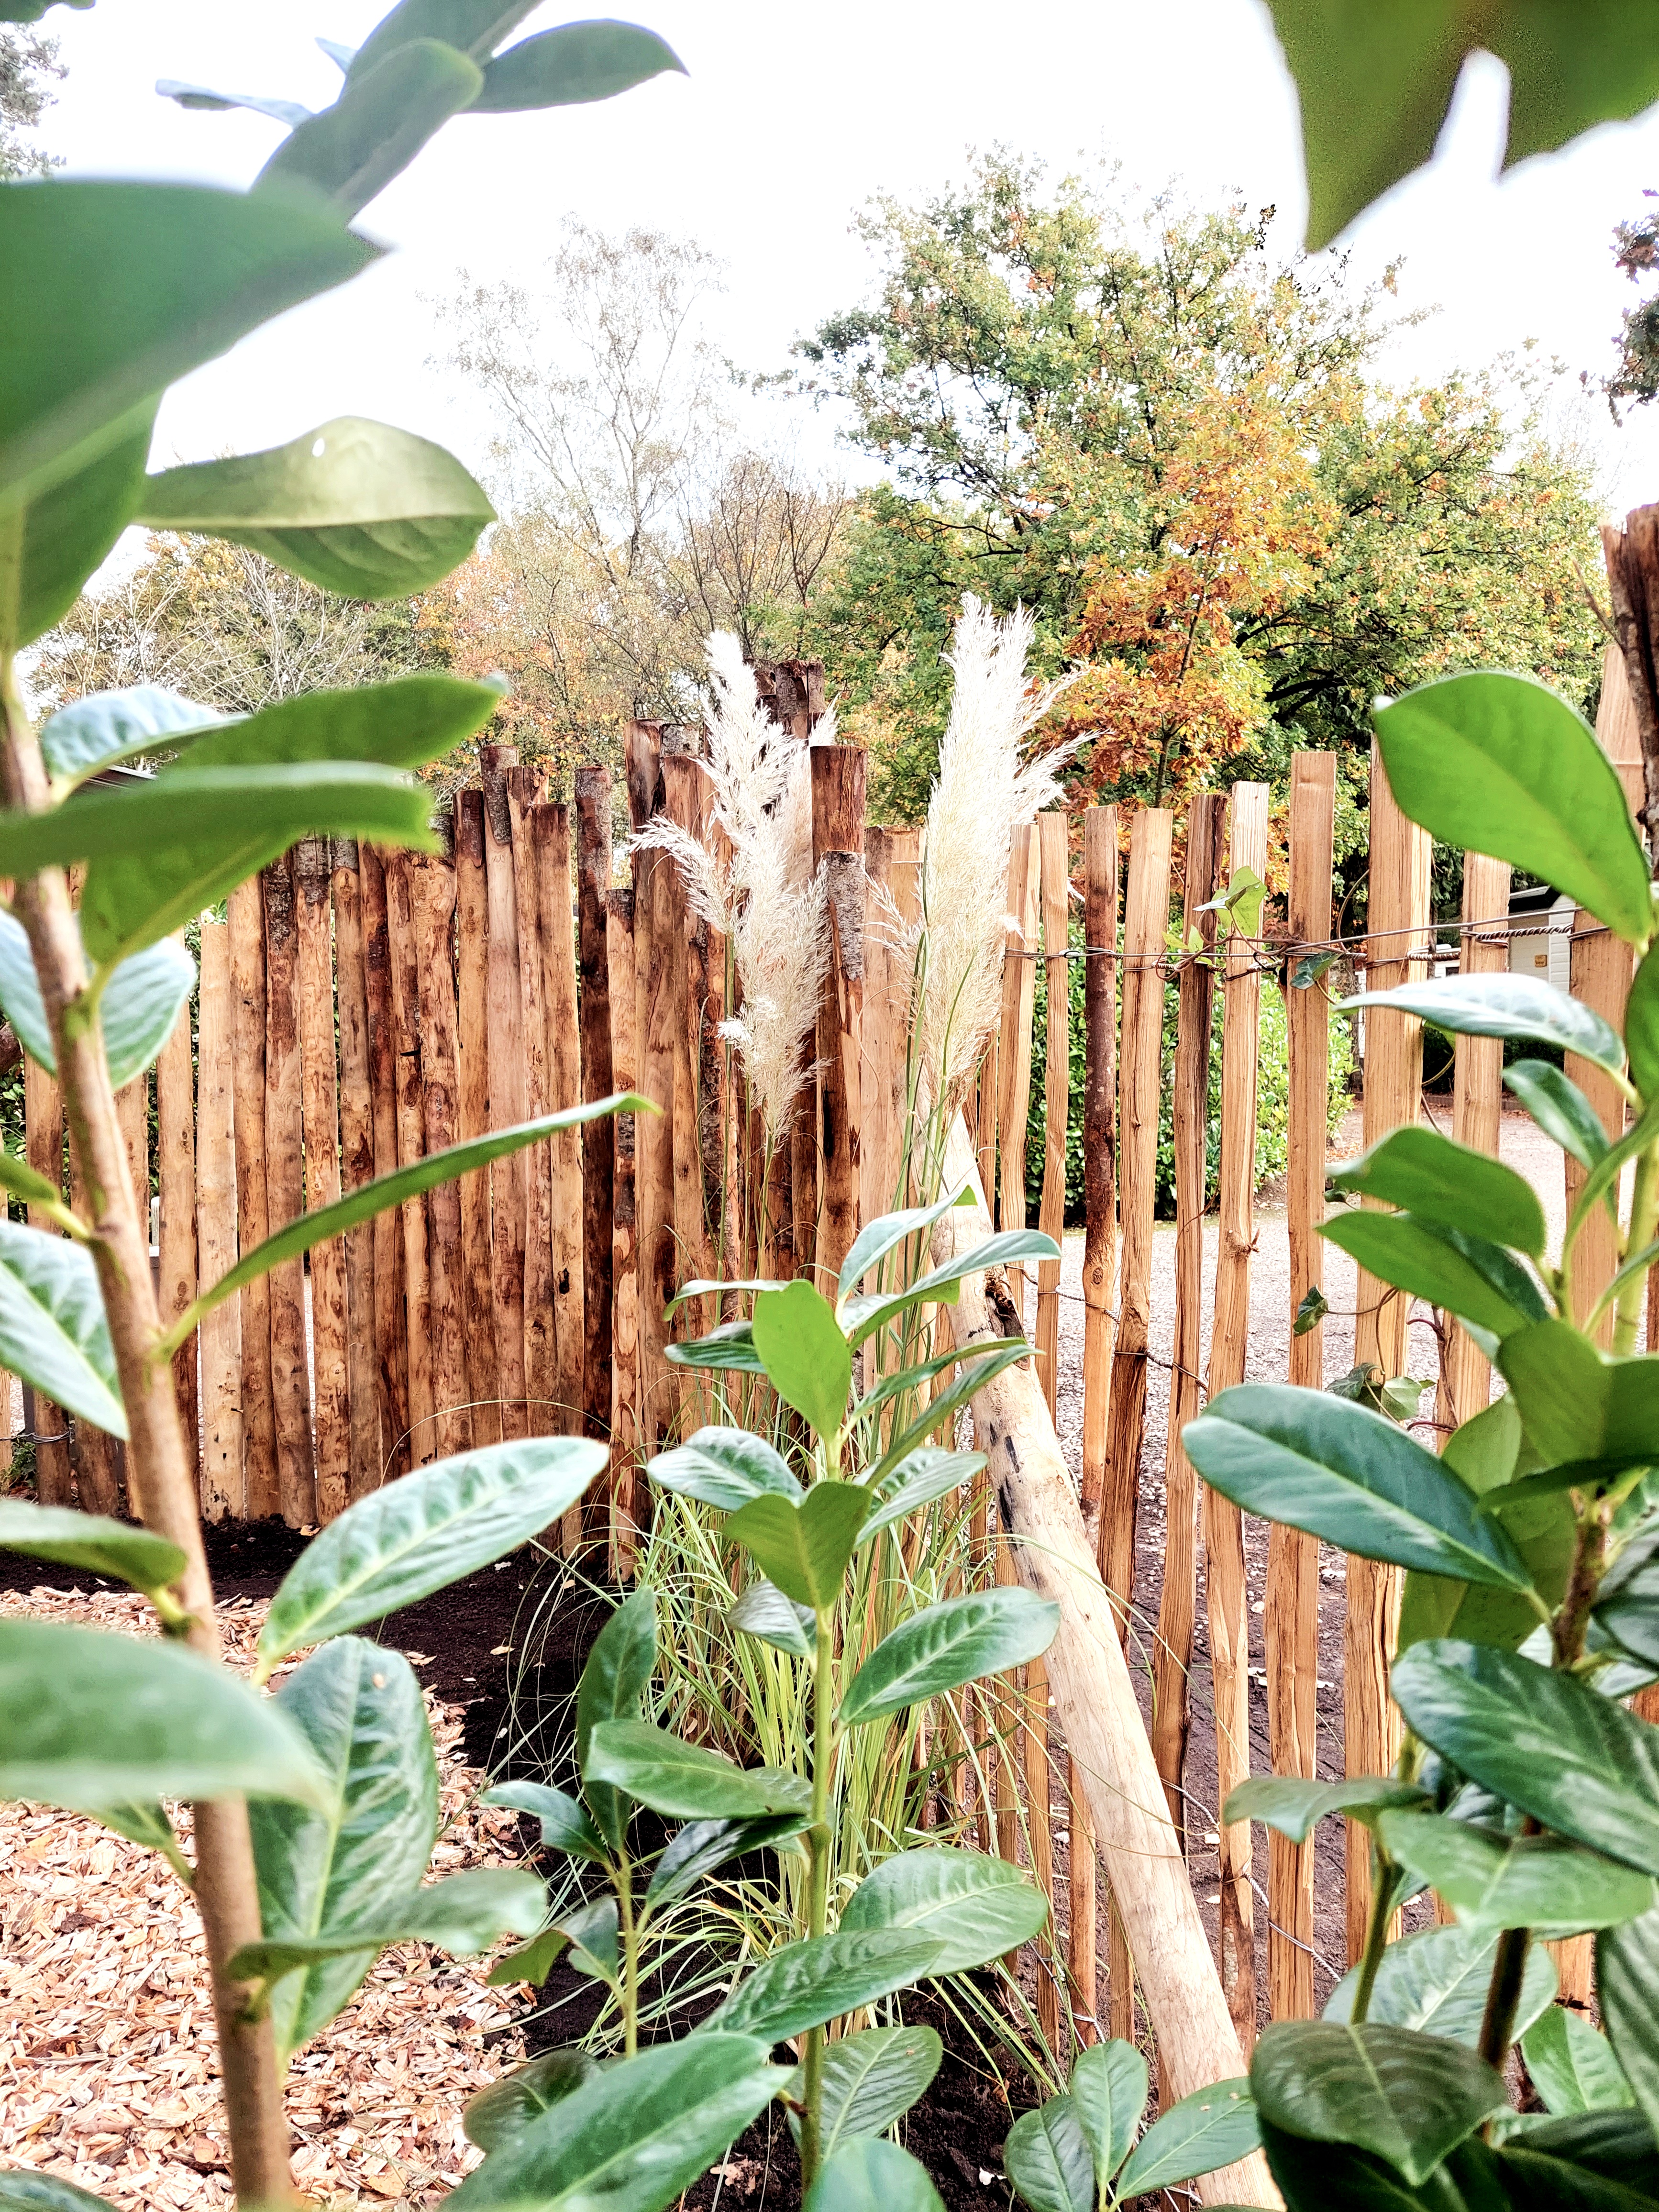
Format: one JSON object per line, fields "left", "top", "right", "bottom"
{"left": 1504, "top": 1061, "right": 1614, "bottom": 1182}
{"left": 480, "top": 1781, "right": 608, "bottom": 1867}
{"left": 1004, "top": 2094, "right": 1093, "bottom": 2212}
{"left": 585, "top": 1720, "right": 812, "bottom": 1822}
{"left": 138, "top": 418, "right": 496, "bottom": 600}
{"left": 473, "top": 19, "right": 686, "bottom": 109}
{"left": 225, "top": 1866, "right": 547, "bottom": 1980}
{"left": 167, "top": 1097, "right": 641, "bottom": 1354}
{"left": 1392, "top": 1640, "right": 1659, "bottom": 1877}
{"left": 0, "top": 1500, "right": 183, "bottom": 1593}
{"left": 866, "top": 1343, "right": 1036, "bottom": 1486}
{"left": 0, "top": 2175, "right": 122, "bottom": 2209}
{"left": 445, "top": 2034, "right": 783, "bottom": 2212}
{"left": 664, "top": 1276, "right": 787, "bottom": 1314}
{"left": 727, "top": 1580, "right": 816, "bottom": 1657}
{"left": 39, "top": 685, "right": 227, "bottom": 794}
{"left": 861, "top": 1449, "right": 984, "bottom": 1542}
{"left": 96, "top": 1798, "right": 190, "bottom": 1877}
{"left": 1250, "top": 2021, "right": 1504, "bottom": 2185}
{"left": 256, "top": 40, "right": 484, "bottom": 220}
{"left": 1523, "top": 2008, "right": 1636, "bottom": 2118}
{"left": 843, "top": 1229, "right": 1061, "bottom": 1351}
{"left": 575, "top": 1588, "right": 656, "bottom": 1852}
{"left": 836, "top": 1186, "right": 973, "bottom": 1309}
{"left": 751, "top": 1280, "right": 852, "bottom": 1438}
{"left": 463, "top": 2047, "right": 599, "bottom": 2154}
{"left": 789, "top": 2026, "right": 943, "bottom": 2158}
{"left": 851, "top": 1338, "right": 1029, "bottom": 1429}
{"left": 1338, "top": 975, "right": 1626, "bottom": 1075}
{"left": 1257, "top": 2119, "right": 1428, "bottom": 2212}
{"left": 1223, "top": 1775, "right": 1429, "bottom": 1845}
{"left": 1183, "top": 1384, "right": 1535, "bottom": 1589}
{"left": 706, "top": 1928, "right": 944, "bottom": 2043}
{"left": 1294, "top": 1285, "right": 1330, "bottom": 1336}
{"left": 1595, "top": 1532, "right": 1659, "bottom": 1670}
{"left": 155, "top": 79, "right": 314, "bottom": 125}
{"left": 1374, "top": 675, "right": 1655, "bottom": 949}
{"left": 644, "top": 1812, "right": 812, "bottom": 1909}
{"left": 1323, "top": 1923, "right": 1557, "bottom": 2049}
{"left": 1317, "top": 1210, "right": 1547, "bottom": 1343}
{"left": 347, "top": 0, "right": 538, "bottom": 80}
{"left": 840, "top": 1588, "right": 1060, "bottom": 1726}
{"left": 0, "top": 909, "right": 196, "bottom": 1089}
{"left": 247, "top": 1638, "right": 440, "bottom": 2062}
{"left": 0, "top": 1617, "right": 325, "bottom": 1811}
{"left": 1597, "top": 1902, "right": 1659, "bottom": 2135}
{"left": 18, "top": 419, "right": 155, "bottom": 650}
{"left": 548, "top": 1895, "right": 620, "bottom": 1988}
{"left": 1069, "top": 2038, "right": 1148, "bottom": 2187}
{"left": 1330, "top": 1126, "right": 1547, "bottom": 1257}
{"left": 1498, "top": 1323, "right": 1659, "bottom": 1473}
{"left": 838, "top": 1846, "right": 1048, "bottom": 1972}
{"left": 0, "top": 1146, "right": 61, "bottom": 1215}
{"left": 646, "top": 1427, "right": 802, "bottom": 1511}
{"left": 1507, "top": 2111, "right": 1659, "bottom": 2192}
{"left": 1626, "top": 947, "right": 1659, "bottom": 1104}
{"left": 0, "top": 1219, "right": 126, "bottom": 1438}
{"left": 803, "top": 2139, "right": 946, "bottom": 2212}
{"left": 1376, "top": 1811, "right": 1656, "bottom": 1937}
{"left": 256, "top": 1436, "right": 608, "bottom": 1670}
{"left": 1115, "top": 2078, "right": 1260, "bottom": 2197}
{"left": 0, "top": 181, "right": 375, "bottom": 514}
{"left": 666, "top": 1319, "right": 766, "bottom": 1375}
{"left": 727, "top": 1481, "right": 871, "bottom": 1611}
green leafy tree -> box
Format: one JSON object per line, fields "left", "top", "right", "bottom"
{"left": 0, "top": 25, "right": 62, "bottom": 179}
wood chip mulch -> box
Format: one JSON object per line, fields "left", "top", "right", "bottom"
{"left": 0, "top": 1585, "right": 534, "bottom": 2208}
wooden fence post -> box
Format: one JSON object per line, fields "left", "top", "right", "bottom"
{"left": 481, "top": 745, "right": 530, "bottom": 1441}
{"left": 662, "top": 752, "right": 713, "bottom": 1351}
{"left": 608, "top": 885, "right": 641, "bottom": 1575}
{"left": 454, "top": 793, "right": 501, "bottom": 1450}
{"left": 361, "top": 847, "right": 410, "bottom": 1479}
{"left": 1439, "top": 851, "right": 1510, "bottom": 1427}
{"left": 1035, "top": 813, "right": 1070, "bottom": 1416}
{"left": 627, "top": 720, "right": 676, "bottom": 1450}
{"left": 156, "top": 932, "right": 199, "bottom": 1490}
{"left": 1205, "top": 781, "right": 1269, "bottom": 2048}
{"left": 575, "top": 766, "right": 615, "bottom": 1450}
{"left": 332, "top": 840, "right": 380, "bottom": 1498}
{"left": 508, "top": 763, "right": 555, "bottom": 1436}
{"left": 411, "top": 840, "right": 472, "bottom": 1460}
{"left": 22, "top": 1058, "right": 71, "bottom": 1502}
{"left": 535, "top": 802, "right": 585, "bottom": 1464}
{"left": 296, "top": 836, "right": 348, "bottom": 1520}
{"left": 811, "top": 744, "right": 867, "bottom": 1288}
{"left": 1268, "top": 750, "right": 1335, "bottom": 2021}
{"left": 265, "top": 851, "right": 317, "bottom": 1526}
{"left": 861, "top": 826, "right": 921, "bottom": 1225}
{"left": 1346, "top": 742, "right": 1431, "bottom": 1960}
{"left": 197, "top": 917, "right": 243, "bottom": 1519}
{"left": 227, "top": 880, "right": 277, "bottom": 1517}
{"left": 385, "top": 851, "right": 434, "bottom": 1468}
{"left": 996, "top": 826, "right": 1039, "bottom": 1300}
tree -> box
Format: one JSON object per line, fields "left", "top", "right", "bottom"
{"left": 1606, "top": 190, "right": 1659, "bottom": 412}
{"left": 0, "top": 27, "right": 63, "bottom": 180}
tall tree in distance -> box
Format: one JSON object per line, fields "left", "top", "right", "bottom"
{"left": 1606, "top": 190, "right": 1659, "bottom": 412}
{"left": 0, "top": 27, "right": 63, "bottom": 180}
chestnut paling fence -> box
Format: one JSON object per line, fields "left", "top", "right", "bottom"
{"left": 10, "top": 641, "right": 1649, "bottom": 2056}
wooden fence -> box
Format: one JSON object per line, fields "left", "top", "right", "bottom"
{"left": 12, "top": 642, "right": 1647, "bottom": 2045}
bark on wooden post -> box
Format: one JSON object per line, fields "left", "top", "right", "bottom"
{"left": 1080, "top": 807, "right": 1119, "bottom": 1542}
{"left": 1439, "top": 850, "right": 1510, "bottom": 1427}
{"left": 296, "top": 836, "right": 348, "bottom": 1521}
{"left": 23, "top": 1058, "right": 71, "bottom": 1503}
{"left": 996, "top": 827, "right": 1039, "bottom": 1302}
{"left": 629, "top": 719, "right": 677, "bottom": 1450}
{"left": 575, "top": 766, "right": 615, "bottom": 1446}
{"left": 264, "top": 851, "right": 316, "bottom": 1527}
{"left": 662, "top": 752, "right": 712, "bottom": 1350}
{"left": 361, "top": 847, "right": 410, "bottom": 1480}
{"left": 385, "top": 852, "right": 434, "bottom": 1467}
{"left": 861, "top": 826, "right": 921, "bottom": 1226}
{"left": 608, "top": 885, "right": 641, "bottom": 1575}
{"left": 411, "top": 841, "right": 472, "bottom": 1460}
{"left": 1269, "top": 752, "right": 1335, "bottom": 2020}
{"left": 454, "top": 793, "right": 501, "bottom": 1449}
{"left": 156, "top": 933, "right": 199, "bottom": 1491}
{"left": 1035, "top": 812, "right": 1070, "bottom": 1415}
{"left": 227, "top": 880, "right": 277, "bottom": 1517}
{"left": 811, "top": 743, "right": 867, "bottom": 1288}
{"left": 509, "top": 763, "right": 555, "bottom": 1435}
{"left": 535, "top": 802, "right": 585, "bottom": 1474}
{"left": 197, "top": 918, "right": 243, "bottom": 1520}
{"left": 332, "top": 840, "right": 380, "bottom": 1497}
{"left": 1205, "top": 780, "right": 1269, "bottom": 2047}
{"left": 1347, "top": 741, "right": 1432, "bottom": 1960}
{"left": 481, "top": 744, "right": 530, "bottom": 1441}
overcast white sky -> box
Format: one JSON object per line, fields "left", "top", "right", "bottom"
{"left": 37, "top": 0, "right": 1659, "bottom": 509}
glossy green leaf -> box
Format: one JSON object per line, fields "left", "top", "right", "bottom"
{"left": 138, "top": 418, "right": 495, "bottom": 600}
{"left": 866, "top": 1342, "right": 1036, "bottom": 1485}
{"left": 1377, "top": 1811, "right": 1655, "bottom": 1936}
{"left": 0, "top": 1617, "right": 325, "bottom": 1810}
{"left": 0, "top": 909, "right": 196, "bottom": 1090}
{"left": 0, "top": 1501, "right": 183, "bottom": 1593}
{"left": 155, "top": 78, "right": 313, "bottom": 125}
{"left": 248, "top": 1637, "right": 440, "bottom": 2062}
{"left": 788, "top": 2025, "right": 943, "bottom": 2158}
{"left": 1004, "top": 2093, "right": 1093, "bottom": 2212}
{"left": 256, "top": 1436, "right": 607, "bottom": 1670}
{"left": 1595, "top": 1532, "right": 1659, "bottom": 1670}
{"left": 844, "top": 1229, "right": 1061, "bottom": 1351}
{"left": 547, "top": 1895, "right": 620, "bottom": 1987}
{"left": 1509, "top": 2110, "right": 1659, "bottom": 2190}
{"left": 803, "top": 2139, "right": 946, "bottom": 2212}
{"left": 1256, "top": 2118, "right": 1428, "bottom": 2212}
{"left": 838, "top": 1846, "right": 1048, "bottom": 1972}
{"left": 1504, "top": 1060, "right": 1613, "bottom": 1183}
{"left": 226, "top": 1866, "right": 546, "bottom": 1980}
{"left": 0, "top": 181, "right": 374, "bottom": 513}
{"left": 1115, "top": 2078, "right": 1260, "bottom": 2197}
{"left": 1523, "top": 2007, "right": 1636, "bottom": 2118}
{"left": 1324, "top": 1923, "right": 1557, "bottom": 2048}
{"left": 256, "top": 40, "right": 483, "bottom": 220}
{"left": 474, "top": 19, "right": 685, "bottom": 109}
{"left": 840, "top": 1588, "right": 1060, "bottom": 1725}
{"left": 1625, "top": 945, "right": 1659, "bottom": 1105}
{"left": 1068, "top": 2037, "right": 1148, "bottom": 2186}
{"left": 862, "top": 1449, "right": 985, "bottom": 1541}
{"left": 727, "top": 1579, "right": 816, "bottom": 1657}
{"left": 727, "top": 1481, "right": 871, "bottom": 1610}
{"left": 0, "top": 2174, "right": 122, "bottom": 2209}
{"left": 1183, "top": 1384, "right": 1535, "bottom": 1589}
{"left": 480, "top": 1780, "right": 608, "bottom": 1867}
{"left": 17, "top": 420, "right": 155, "bottom": 650}
{"left": 463, "top": 2047, "right": 598, "bottom": 2154}
{"left": 751, "top": 1280, "right": 851, "bottom": 1438}
{"left": 95, "top": 1797, "right": 191, "bottom": 1880}
{"left": 666, "top": 1319, "right": 765, "bottom": 1374}
{"left": 575, "top": 1587, "right": 655, "bottom": 1852}
{"left": 664, "top": 1276, "right": 787, "bottom": 1313}
{"left": 850, "top": 1338, "right": 1028, "bottom": 1429}
{"left": 347, "top": 0, "right": 537, "bottom": 79}
{"left": 646, "top": 1426, "right": 801, "bottom": 1512}
{"left": 585, "top": 1719, "right": 812, "bottom": 1821}
{"left": 1375, "top": 675, "right": 1655, "bottom": 948}
{"left": 1339, "top": 975, "right": 1626, "bottom": 1075}
{"left": 837, "top": 1186, "right": 972, "bottom": 1309}
{"left": 446, "top": 2034, "right": 783, "bottom": 2212}
{"left": 0, "top": 1219, "right": 125, "bottom": 1438}
{"left": 1331, "top": 1126, "right": 1547, "bottom": 1257}
{"left": 1392, "top": 1640, "right": 1659, "bottom": 1876}
{"left": 1499, "top": 1323, "right": 1659, "bottom": 1475}
{"left": 0, "top": 1147, "right": 60, "bottom": 1216}
{"left": 1318, "top": 1210, "right": 1546, "bottom": 1343}
{"left": 1597, "top": 1901, "right": 1659, "bottom": 2135}
{"left": 1223, "top": 1774, "right": 1429, "bottom": 1845}
{"left": 706, "top": 1928, "right": 943, "bottom": 2043}
{"left": 644, "top": 1811, "right": 811, "bottom": 1909}
{"left": 1250, "top": 2020, "right": 1503, "bottom": 2184}
{"left": 39, "top": 686, "right": 227, "bottom": 794}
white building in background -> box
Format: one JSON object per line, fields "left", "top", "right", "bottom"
{"left": 1505, "top": 881, "right": 1573, "bottom": 996}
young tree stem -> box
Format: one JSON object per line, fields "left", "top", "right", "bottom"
{"left": 616, "top": 1850, "right": 639, "bottom": 2058}
{"left": 0, "top": 664, "right": 297, "bottom": 2210}
{"left": 1613, "top": 1142, "right": 1659, "bottom": 1356}
{"left": 1347, "top": 1846, "right": 1396, "bottom": 2025}
{"left": 798, "top": 1605, "right": 836, "bottom": 2188}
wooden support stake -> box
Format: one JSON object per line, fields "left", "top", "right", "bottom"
{"left": 608, "top": 886, "right": 641, "bottom": 1575}
{"left": 385, "top": 851, "right": 434, "bottom": 1467}
{"left": 1081, "top": 806, "right": 1119, "bottom": 1541}
{"left": 862, "top": 826, "right": 921, "bottom": 1225}
{"left": 332, "top": 841, "right": 380, "bottom": 1498}
{"left": 627, "top": 721, "right": 675, "bottom": 1446}
{"left": 454, "top": 793, "right": 501, "bottom": 1448}
{"left": 535, "top": 802, "right": 585, "bottom": 1463}
{"left": 662, "top": 755, "right": 712, "bottom": 1355}
{"left": 226, "top": 881, "right": 276, "bottom": 1516}
{"left": 996, "top": 826, "right": 1039, "bottom": 1305}
{"left": 361, "top": 847, "right": 409, "bottom": 1480}
{"left": 264, "top": 852, "right": 317, "bottom": 1527}
{"left": 22, "top": 1058, "right": 71, "bottom": 1503}
{"left": 1205, "top": 781, "right": 1268, "bottom": 2049}
{"left": 509, "top": 763, "right": 556, "bottom": 1436}
{"left": 575, "top": 766, "right": 615, "bottom": 1447}
{"left": 197, "top": 918, "right": 243, "bottom": 1519}
{"left": 1036, "top": 812, "right": 1070, "bottom": 1414}
{"left": 811, "top": 743, "right": 867, "bottom": 1287}
{"left": 156, "top": 932, "right": 199, "bottom": 1491}
{"left": 1347, "top": 742, "right": 1431, "bottom": 1960}
{"left": 481, "top": 745, "right": 530, "bottom": 1440}
{"left": 1439, "top": 852, "right": 1510, "bottom": 1426}
{"left": 296, "top": 836, "right": 348, "bottom": 1521}
{"left": 411, "top": 841, "right": 472, "bottom": 1460}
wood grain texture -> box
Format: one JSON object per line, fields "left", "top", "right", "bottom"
{"left": 385, "top": 851, "right": 434, "bottom": 1467}
{"left": 453, "top": 792, "right": 501, "bottom": 1449}
{"left": 156, "top": 932, "right": 199, "bottom": 1493}
{"left": 227, "top": 880, "right": 276, "bottom": 1515}
{"left": 360, "top": 846, "right": 409, "bottom": 1479}
{"left": 1081, "top": 807, "right": 1119, "bottom": 1548}
{"left": 331, "top": 840, "right": 380, "bottom": 1498}
{"left": 481, "top": 744, "right": 529, "bottom": 1441}
{"left": 22, "top": 1058, "right": 71, "bottom": 1503}
{"left": 861, "top": 826, "right": 921, "bottom": 1226}
{"left": 811, "top": 744, "right": 867, "bottom": 1287}
{"left": 196, "top": 918, "right": 243, "bottom": 1520}
{"left": 641, "top": 843, "right": 681, "bottom": 1443}
{"left": 1269, "top": 752, "right": 1334, "bottom": 2021}
{"left": 1036, "top": 812, "right": 1070, "bottom": 1416}
{"left": 996, "top": 827, "right": 1039, "bottom": 1317}
{"left": 608, "top": 885, "right": 641, "bottom": 1576}
{"left": 296, "top": 836, "right": 348, "bottom": 1520}
{"left": 575, "top": 767, "right": 615, "bottom": 1444}
{"left": 534, "top": 802, "right": 585, "bottom": 1462}
{"left": 508, "top": 764, "right": 555, "bottom": 1436}
{"left": 264, "top": 851, "right": 316, "bottom": 1527}
{"left": 411, "top": 843, "right": 471, "bottom": 1459}
{"left": 1439, "top": 851, "right": 1510, "bottom": 1426}
{"left": 662, "top": 756, "right": 711, "bottom": 1357}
